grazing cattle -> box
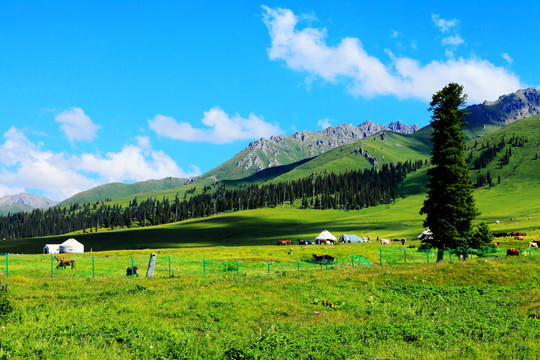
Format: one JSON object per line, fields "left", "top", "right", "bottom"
{"left": 277, "top": 240, "right": 288, "bottom": 245}
{"left": 491, "top": 241, "right": 500, "bottom": 246}
{"left": 380, "top": 239, "right": 391, "bottom": 245}
{"left": 534, "top": 240, "right": 540, "bottom": 246}
{"left": 401, "top": 238, "right": 407, "bottom": 245}
{"left": 528, "top": 242, "right": 539, "bottom": 249}
{"left": 54, "top": 256, "right": 76, "bottom": 269}
{"left": 515, "top": 236, "right": 524, "bottom": 241}
{"left": 297, "top": 239, "right": 306, "bottom": 245}
{"left": 506, "top": 248, "right": 520, "bottom": 257}
{"left": 312, "top": 254, "right": 334, "bottom": 262}
{"left": 126, "top": 266, "right": 139, "bottom": 277}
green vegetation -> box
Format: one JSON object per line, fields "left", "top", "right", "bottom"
{"left": 0, "top": 253, "right": 538, "bottom": 359}
{"left": 421, "top": 83, "right": 479, "bottom": 255}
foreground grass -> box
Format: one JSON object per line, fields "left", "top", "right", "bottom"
{"left": 1, "top": 256, "right": 539, "bottom": 359}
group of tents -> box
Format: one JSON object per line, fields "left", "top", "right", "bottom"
{"left": 315, "top": 230, "right": 371, "bottom": 244}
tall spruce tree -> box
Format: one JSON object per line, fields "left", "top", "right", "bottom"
{"left": 420, "top": 83, "right": 479, "bottom": 261}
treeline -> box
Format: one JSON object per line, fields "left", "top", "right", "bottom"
{"left": 0, "top": 160, "right": 424, "bottom": 239}
{"left": 468, "top": 134, "right": 528, "bottom": 169}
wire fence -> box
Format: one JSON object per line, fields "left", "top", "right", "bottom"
{"left": 0, "top": 247, "right": 536, "bottom": 279}
{"left": 379, "top": 247, "right": 539, "bottom": 266}
{"left": 0, "top": 254, "right": 372, "bottom": 279}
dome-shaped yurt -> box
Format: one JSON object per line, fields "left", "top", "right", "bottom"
{"left": 59, "top": 238, "right": 84, "bottom": 253}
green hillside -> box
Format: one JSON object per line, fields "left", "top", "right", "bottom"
{"left": 269, "top": 131, "right": 431, "bottom": 183}
{"left": 57, "top": 177, "right": 187, "bottom": 207}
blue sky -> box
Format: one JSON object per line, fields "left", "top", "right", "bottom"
{"left": 1, "top": 1, "right": 538, "bottom": 201}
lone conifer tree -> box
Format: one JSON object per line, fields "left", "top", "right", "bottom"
{"left": 420, "top": 83, "right": 479, "bottom": 261}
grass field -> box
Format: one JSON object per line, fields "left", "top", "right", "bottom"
{"left": 0, "top": 253, "right": 539, "bottom": 359}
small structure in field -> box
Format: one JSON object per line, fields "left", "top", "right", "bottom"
{"left": 43, "top": 238, "right": 84, "bottom": 254}
{"left": 315, "top": 230, "right": 337, "bottom": 244}
{"left": 43, "top": 244, "right": 60, "bottom": 254}
{"left": 339, "top": 234, "right": 361, "bottom": 243}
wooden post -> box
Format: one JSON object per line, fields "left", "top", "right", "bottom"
{"left": 203, "top": 258, "right": 206, "bottom": 274}
{"left": 146, "top": 253, "right": 156, "bottom": 278}
{"left": 297, "top": 260, "right": 300, "bottom": 272}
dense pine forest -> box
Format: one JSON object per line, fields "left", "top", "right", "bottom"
{"left": 0, "top": 160, "right": 424, "bottom": 239}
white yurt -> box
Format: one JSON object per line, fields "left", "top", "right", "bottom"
{"left": 315, "top": 230, "right": 337, "bottom": 244}
{"left": 59, "top": 238, "right": 85, "bottom": 253}
{"left": 43, "top": 244, "right": 60, "bottom": 254}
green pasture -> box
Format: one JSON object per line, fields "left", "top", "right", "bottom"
{"left": 0, "top": 255, "right": 539, "bottom": 359}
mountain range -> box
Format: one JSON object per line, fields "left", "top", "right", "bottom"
{"left": 4, "top": 87, "right": 540, "bottom": 210}
{"left": 0, "top": 193, "right": 57, "bottom": 215}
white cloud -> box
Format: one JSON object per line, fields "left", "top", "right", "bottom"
{"left": 262, "top": 6, "right": 523, "bottom": 103}
{"left": 0, "top": 127, "right": 199, "bottom": 201}
{"left": 317, "top": 118, "right": 332, "bottom": 129}
{"left": 55, "top": 107, "right": 101, "bottom": 143}
{"left": 502, "top": 53, "right": 514, "bottom": 64}
{"left": 77, "top": 136, "right": 200, "bottom": 183}
{"left": 148, "top": 106, "right": 283, "bottom": 144}
{"left": 432, "top": 14, "right": 458, "bottom": 33}
{"left": 442, "top": 35, "right": 464, "bottom": 47}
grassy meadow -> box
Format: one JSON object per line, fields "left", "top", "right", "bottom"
{"left": 0, "top": 253, "right": 539, "bottom": 359}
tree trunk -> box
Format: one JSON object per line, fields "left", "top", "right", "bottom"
{"left": 436, "top": 248, "right": 444, "bottom": 262}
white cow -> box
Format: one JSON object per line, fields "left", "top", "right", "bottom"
{"left": 380, "top": 239, "right": 391, "bottom": 245}
{"left": 528, "top": 242, "right": 539, "bottom": 249}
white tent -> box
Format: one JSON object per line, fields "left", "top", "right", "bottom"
{"left": 59, "top": 238, "right": 84, "bottom": 253}
{"left": 315, "top": 230, "right": 337, "bottom": 244}
{"left": 43, "top": 244, "right": 60, "bottom": 254}
{"left": 417, "top": 230, "right": 433, "bottom": 241}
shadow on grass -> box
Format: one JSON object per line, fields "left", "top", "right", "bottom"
{"left": 0, "top": 210, "right": 416, "bottom": 253}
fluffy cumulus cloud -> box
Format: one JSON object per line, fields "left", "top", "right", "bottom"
{"left": 54, "top": 107, "right": 101, "bottom": 143}
{"left": 0, "top": 127, "right": 199, "bottom": 200}
{"left": 148, "top": 106, "right": 283, "bottom": 143}
{"left": 262, "top": 6, "right": 523, "bottom": 103}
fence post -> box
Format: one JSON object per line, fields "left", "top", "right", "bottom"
{"left": 379, "top": 248, "right": 382, "bottom": 267}
{"left": 297, "top": 260, "right": 300, "bottom": 272}
{"left": 325, "top": 259, "right": 328, "bottom": 271}
{"left": 267, "top": 261, "right": 270, "bottom": 275}
{"left": 92, "top": 256, "right": 95, "bottom": 279}
{"left": 236, "top": 260, "right": 239, "bottom": 275}
{"left": 168, "top": 256, "right": 171, "bottom": 277}
{"left": 51, "top": 254, "right": 53, "bottom": 278}
{"left": 404, "top": 249, "right": 406, "bottom": 264}
{"left": 351, "top": 256, "right": 354, "bottom": 268}
{"left": 203, "top": 258, "right": 206, "bottom": 274}
{"left": 131, "top": 257, "right": 134, "bottom": 278}
{"left": 5, "top": 253, "right": 7, "bottom": 278}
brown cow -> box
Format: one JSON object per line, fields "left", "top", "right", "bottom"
{"left": 491, "top": 241, "right": 500, "bottom": 246}
{"left": 54, "top": 256, "right": 76, "bottom": 269}
{"left": 506, "top": 248, "right": 520, "bottom": 257}
{"left": 277, "top": 240, "right": 287, "bottom": 245}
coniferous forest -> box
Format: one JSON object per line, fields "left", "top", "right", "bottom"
{"left": 0, "top": 160, "right": 424, "bottom": 239}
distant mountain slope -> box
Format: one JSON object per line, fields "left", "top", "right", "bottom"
{"left": 202, "top": 120, "right": 419, "bottom": 181}
{"left": 57, "top": 177, "right": 188, "bottom": 207}
{"left": 0, "top": 193, "right": 57, "bottom": 215}
{"left": 463, "top": 87, "right": 540, "bottom": 138}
